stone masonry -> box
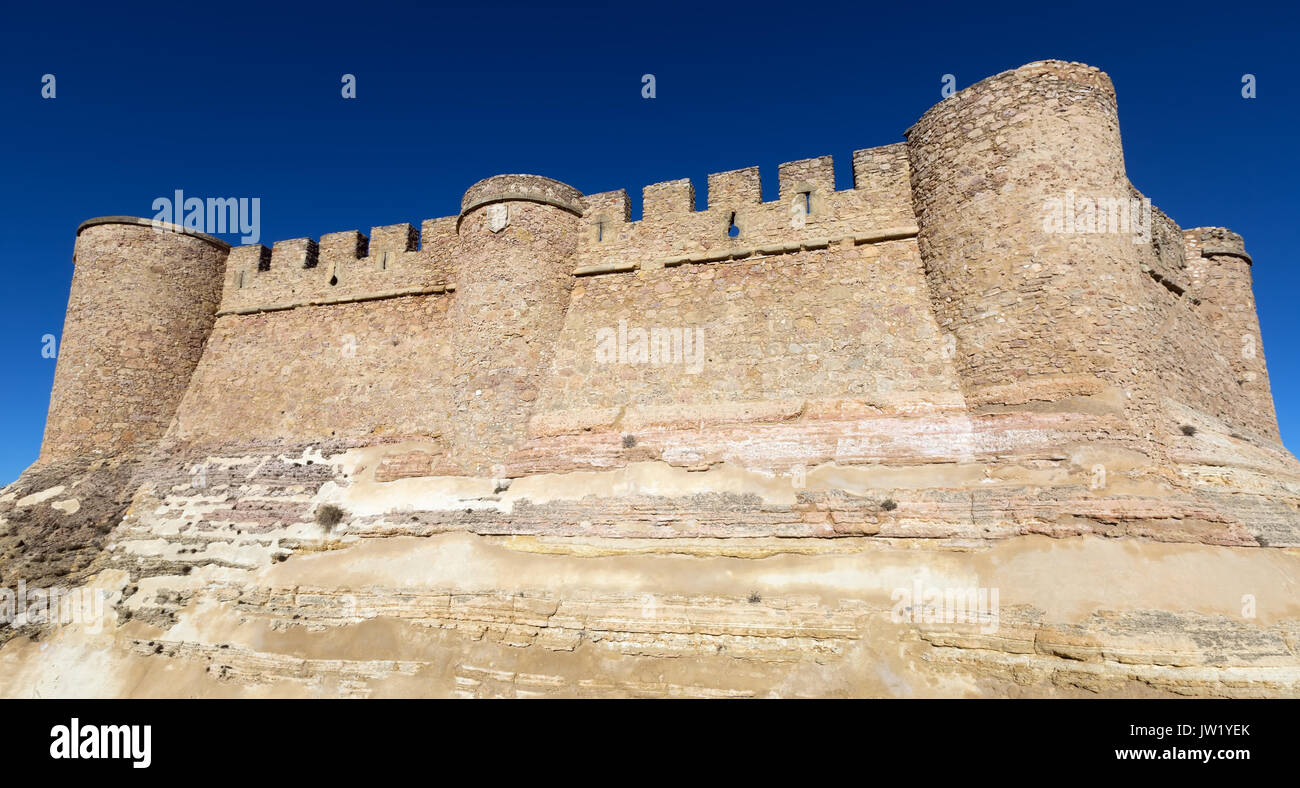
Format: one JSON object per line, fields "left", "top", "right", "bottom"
{"left": 5, "top": 61, "right": 1298, "bottom": 699}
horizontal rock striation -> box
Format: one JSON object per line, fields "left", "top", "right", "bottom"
{"left": 4, "top": 60, "right": 1298, "bottom": 698}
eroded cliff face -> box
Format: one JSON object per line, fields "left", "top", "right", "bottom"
{"left": 3, "top": 399, "right": 1298, "bottom": 698}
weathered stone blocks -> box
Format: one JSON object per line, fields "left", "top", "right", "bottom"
{"left": 41, "top": 218, "right": 228, "bottom": 460}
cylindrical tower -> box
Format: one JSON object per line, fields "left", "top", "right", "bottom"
{"left": 41, "top": 217, "right": 229, "bottom": 461}
{"left": 448, "top": 175, "right": 583, "bottom": 473}
{"left": 906, "top": 61, "right": 1153, "bottom": 413}
{"left": 1185, "top": 227, "right": 1280, "bottom": 441}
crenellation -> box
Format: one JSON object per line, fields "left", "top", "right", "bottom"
{"left": 369, "top": 222, "right": 420, "bottom": 254}
{"left": 214, "top": 216, "right": 463, "bottom": 314}
{"left": 572, "top": 145, "right": 918, "bottom": 273}
{"left": 642, "top": 178, "right": 696, "bottom": 218}
{"left": 271, "top": 237, "right": 318, "bottom": 269}
{"left": 851, "top": 143, "right": 909, "bottom": 189}
{"left": 583, "top": 190, "right": 631, "bottom": 247}
{"left": 213, "top": 145, "right": 922, "bottom": 312}
{"left": 42, "top": 60, "right": 1286, "bottom": 468}
{"left": 584, "top": 190, "right": 631, "bottom": 223}
{"left": 706, "top": 167, "right": 762, "bottom": 210}
{"left": 777, "top": 155, "right": 835, "bottom": 204}
{"left": 224, "top": 244, "right": 270, "bottom": 295}
{"left": 319, "top": 230, "right": 368, "bottom": 267}
{"left": 420, "top": 215, "right": 460, "bottom": 282}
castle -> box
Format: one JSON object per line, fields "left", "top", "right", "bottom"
{"left": 42, "top": 61, "right": 1279, "bottom": 470}
{"left": 6, "top": 61, "right": 1299, "bottom": 698}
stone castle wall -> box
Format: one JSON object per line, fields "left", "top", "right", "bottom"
{"left": 38, "top": 61, "right": 1284, "bottom": 468}
{"left": 170, "top": 294, "right": 457, "bottom": 450}
{"left": 16, "top": 60, "right": 1300, "bottom": 701}
{"left": 530, "top": 237, "right": 960, "bottom": 438}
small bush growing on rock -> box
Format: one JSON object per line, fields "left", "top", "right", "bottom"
{"left": 1179, "top": 424, "right": 1197, "bottom": 436}
{"left": 881, "top": 498, "right": 898, "bottom": 511}
{"left": 315, "top": 504, "right": 345, "bottom": 532}
{"left": 622, "top": 434, "right": 637, "bottom": 448}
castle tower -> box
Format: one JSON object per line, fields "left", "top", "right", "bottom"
{"left": 1185, "top": 227, "right": 1280, "bottom": 440}
{"left": 40, "top": 217, "right": 229, "bottom": 461}
{"left": 905, "top": 62, "right": 1154, "bottom": 414}
{"left": 447, "top": 175, "right": 583, "bottom": 473}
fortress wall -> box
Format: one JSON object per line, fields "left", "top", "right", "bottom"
{"left": 45, "top": 63, "right": 1283, "bottom": 469}
{"left": 1102, "top": 197, "right": 1274, "bottom": 440}
{"left": 1118, "top": 196, "right": 1231, "bottom": 432}
{"left": 174, "top": 224, "right": 958, "bottom": 461}
{"left": 169, "top": 162, "right": 945, "bottom": 464}
{"left": 575, "top": 143, "right": 916, "bottom": 274}
{"left": 41, "top": 220, "right": 228, "bottom": 460}
{"left": 170, "top": 293, "right": 455, "bottom": 450}
{"left": 218, "top": 216, "right": 460, "bottom": 315}
{"left": 1132, "top": 271, "right": 1250, "bottom": 432}
{"left": 529, "top": 237, "right": 963, "bottom": 437}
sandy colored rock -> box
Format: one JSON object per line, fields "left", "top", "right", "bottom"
{"left": 4, "top": 60, "right": 1297, "bottom": 698}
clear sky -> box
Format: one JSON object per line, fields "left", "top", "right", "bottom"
{"left": 1, "top": 0, "right": 1296, "bottom": 484}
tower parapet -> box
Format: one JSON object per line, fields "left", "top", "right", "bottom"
{"left": 460, "top": 173, "right": 584, "bottom": 219}
{"left": 41, "top": 217, "right": 228, "bottom": 460}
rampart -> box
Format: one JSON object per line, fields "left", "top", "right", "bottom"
{"left": 39, "top": 60, "right": 1284, "bottom": 473}
{"left": 15, "top": 59, "right": 1300, "bottom": 703}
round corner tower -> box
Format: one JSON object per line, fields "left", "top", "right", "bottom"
{"left": 41, "top": 217, "right": 230, "bottom": 461}
{"left": 905, "top": 61, "right": 1152, "bottom": 412}
{"left": 448, "top": 175, "right": 583, "bottom": 473}
{"left": 1184, "top": 227, "right": 1280, "bottom": 441}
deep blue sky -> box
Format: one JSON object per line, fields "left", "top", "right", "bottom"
{"left": 1, "top": 1, "right": 1296, "bottom": 484}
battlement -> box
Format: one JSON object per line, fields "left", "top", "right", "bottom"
{"left": 219, "top": 216, "right": 459, "bottom": 314}
{"left": 220, "top": 143, "right": 918, "bottom": 313}
{"left": 461, "top": 173, "right": 585, "bottom": 219}
{"left": 43, "top": 59, "right": 1285, "bottom": 467}
{"left": 575, "top": 144, "right": 916, "bottom": 273}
